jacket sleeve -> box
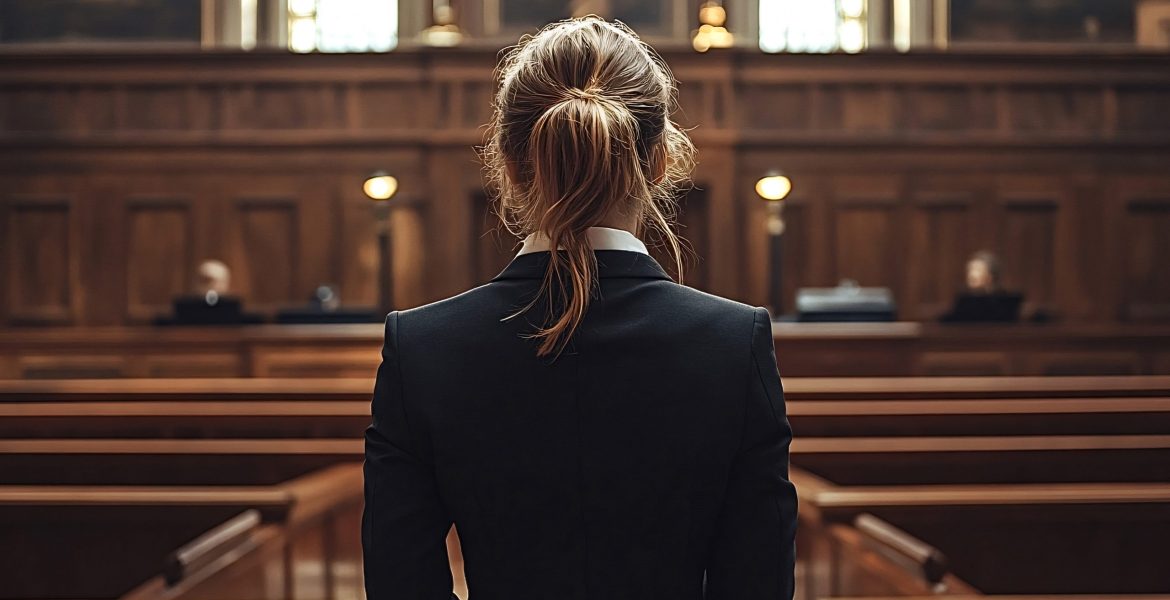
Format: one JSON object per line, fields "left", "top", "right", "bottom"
{"left": 704, "top": 306, "right": 798, "bottom": 599}
{"left": 362, "top": 311, "right": 457, "bottom": 600}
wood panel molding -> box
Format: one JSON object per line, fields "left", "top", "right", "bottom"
{"left": 124, "top": 196, "right": 194, "bottom": 322}
{"left": 0, "top": 50, "right": 1168, "bottom": 325}
{"left": 1122, "top": 196, "right": 1170, "bottom": 320}
{"left": 5, "top": 194, "right": 78, "bottom": 325}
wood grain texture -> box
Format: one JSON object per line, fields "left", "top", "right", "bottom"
{"left": 0, "top": 50, "right": 1168, "bottom": 326}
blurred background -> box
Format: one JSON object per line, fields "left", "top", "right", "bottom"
{"left": 1, "top": 1, "right": 1169, "bottom": 599}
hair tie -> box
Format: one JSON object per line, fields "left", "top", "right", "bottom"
{"left": 564, "top": 87, "right": 602, "bottom": 102}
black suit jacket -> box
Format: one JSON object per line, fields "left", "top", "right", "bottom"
{"left": 363, "top": 250, "right": 797, "bottom": 600}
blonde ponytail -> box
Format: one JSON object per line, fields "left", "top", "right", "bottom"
{"left": 482, "top": 17, "right": 696, "bottom": 358}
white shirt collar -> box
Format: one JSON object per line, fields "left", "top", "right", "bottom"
{"left": 516, "top": 226, "right": 649, "bottom": 257}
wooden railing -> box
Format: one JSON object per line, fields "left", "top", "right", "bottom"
{"left": 121, "top": 464, "right": 364, "bottom": 600}
{"left": 792, "top": 465, "right": 1170, "bottom": 594}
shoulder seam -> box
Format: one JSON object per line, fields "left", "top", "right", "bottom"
{"left": 749, "top": 307, "right": 784, "bottom": 432}
{"left": 387, "top": 310, "right": 416, "bottom": 448}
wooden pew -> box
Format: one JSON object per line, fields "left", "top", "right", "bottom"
{"left": 793, "top": 468, "right": 1170, "bottom": 594}
{"left": 0, "top": 378, "right": 376, "bottom": 402}
{"left": 0, "top": 401, "right": 370, "bottom": 439}
{"left": 2, "top": 376, "right": 1166, "bottom": 447}
{"left": 10, "top": 379, "right": 1162, "bottom": 445}
{"left": 796, "top": 470, "right": 979, "bottom": 599}
{"left": 5, "top": 376, "right": 1168, "bottom": 598}
{"left": 826, "top": 597, "right": 1170, "bottom": 600}
{"left": 782, "top": 377, "right": 1170, "bottom": 400}
{"left": 789, "top": 397, "right": 1170, "bottom": 437}
{"left": 815, "top": 514, "right": 979, "bottom": 597}
{"left": 0, "top": 439, "right": 360, "bottom": 485}
{"left": 791, "top": 435, "right": 1170, "bottom": 485}
{"left": 5, "top": 395, "right": 1169, "bottom": 441}
{"left": 4, "top": 434, "right": 1167, "bottom": 486}
{"left": 5, "top": 396, "right": 1169, "bottom": 442}
{"left": 0, "top": 464, "right": 360, "bottom": 599}
{"left": 121, "top": 465, "right": 364, "bottom": 600}
{"left": 0, "top": 375, "right": 1166, "bottom": 403}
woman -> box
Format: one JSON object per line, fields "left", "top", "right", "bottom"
{"left": 363, "top": 17, "right": 797, "bottom": 600}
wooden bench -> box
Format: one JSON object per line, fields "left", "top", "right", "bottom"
{"left": 793, "top": 468, "right": 1170, "bottom": 595}
{"left": 4, "top": 434, "right": 1167, "bottom": 486}
{"left": 2, "top": 376, "right": 1166, "bottom": 446}
{"left": 120, "top": 464, "right": 364, "bottom": 600}
{"left": 0, "top": 439, "right": 361, "bottom": 485}
{"left": 791, "top": 435, "right": 1170, "bottom": 485}
{"left": 823, "top": 596, "right": 1170, "bottom": 600}
{"left": 812, "top": 513, "right": 979, "bottom": 597}
{"left": 5, "top": 376, "right": 1168, "bottom": 598}
{"left": 1, "top": 376, "right": 1166, "bottom": 403}
{"left": 0, "top": 378, "right": 376, "bottom": 402}
{"left": 6, "top": 397, "right": 1170, "bottom": 444}
{"left": 783, "top": 377, "right": 1170, "bottom": 400}
{"left": 789, "top": 397, "right": 1170, "bottom": 437}
{"left": 0, "top": 401, "right": 370, "bottom": 439}
{"left": 0, "top": 464, "right": 361, "bottom": 600}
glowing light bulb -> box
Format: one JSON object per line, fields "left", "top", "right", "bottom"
{"left": 755, "top": 174, "right": 792, "bottom": 201}
{"left": 363, "top": 173, "right": 399, "bottom": 201}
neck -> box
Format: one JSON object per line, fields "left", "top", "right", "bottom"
{"left": 592, "top": 209, "right": 641, "bottom": 235}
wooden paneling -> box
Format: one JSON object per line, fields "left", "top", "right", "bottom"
{"left": 832, "top": 180, "right": 901, "bottom": 289}
{"left": 917, "top": 352, "right": 1011, "bottom": 376}
{"left": 2, "top": 86, "right": 72, "bottom": 132}
{"left": 829, "top": 84, "right": 895, "bottom": 132}
{"left": 907, "top": 85, "right": 996, "bottom": 132}
{"left": 251, "top": 345, "right": 381, "bottom": 378}
{"left": 999, "top": 196, "right": 1060, "bottom": 311}
{"left": 231, "top": 198, "right": 299, "bottom": 309}
{"left": 908, "top": 193, "right": 976, "bottom": 319}
{"left": 1123, "top": 197, "right": 1170, "bottom": 320}
{"left": 0, "top": 50, "right": 1168, "bottom": 326}
{"left": 125, "top": 197, "right": 193, "bottom": 321}
{"left": 459, "top": 81, "right": 496, "bottom": 130}
{"left": 123, "top": 85, "right": 191, "bottom": 131}
{"left": 1007, "top": 86, "right": 1104, "bottom": 133}
{"left": 390, "top": 202, "right": 428, "bottom": 310}
{"left": 738, "top": 85, "right": 807, "bottom": 131}
{"left": 650, "top": 187, "right": 710, "bottom": 288}
{"left": 355, "top": 84, "right": 423, "bottom": 130}
{"left": 471, "top": 192, "right": 517, "bottom": 284}
{"left": 5, "top": 195, "right": 76, "bottom": 325}
{"left": 17, "top": 354, "right": 128, "bottom": 379}
{"left": 834, "top": 205, "right": 896, "bottom": 286}
{"left": 1115, "top": 85, "right": 1170, "bottom": 132}
{"left": 338, "top": 186, "right": 381, "bottom": 308}
{"left": 1026, "top": 352, "right": 1145, "bottom": 376}
{"left": 779, "top": 201, "right": 810, "bottom": 312}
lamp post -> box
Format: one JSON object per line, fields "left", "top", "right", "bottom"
{"left": 364, "top": 171, "right": 399, "bottom": 315}
{"left": 756, "top": 171, "right": 792, "bottom": 318}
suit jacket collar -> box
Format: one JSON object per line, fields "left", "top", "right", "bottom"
{"left": 516, "top": 226, "right": 649, "bottom": 257}
{"left": 490, "top": 249, "right": 673, "bottom": 282}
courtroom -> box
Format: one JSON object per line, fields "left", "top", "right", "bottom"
{"left": 1, "top": 1, "right": 1168, "bottom": 600}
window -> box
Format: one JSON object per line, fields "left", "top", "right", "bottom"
{"left": 288, "top": 0, "right": 398, "bottom": 53}
{"left": 758, "top": 0, "right": 868, "bottom": 53}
